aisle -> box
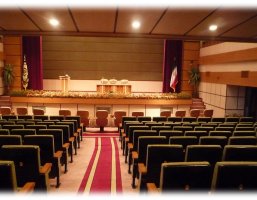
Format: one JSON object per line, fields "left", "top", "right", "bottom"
{"left": 78, "top": 134, "right": 122, "bottom": 194}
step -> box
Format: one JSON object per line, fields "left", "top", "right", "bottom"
{"left": 190, "top": 105, "right": 206, "bottom": 110}
{"left": 192, "top": 102, "right": 205, "bottom": 106}
{"left": 192, "top": 98, "right": 203, "bottom": 102}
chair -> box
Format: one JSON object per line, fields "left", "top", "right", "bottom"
{"left": 114, "top": 111, "right": 127, "bottom": 129}
{"left": 0, "top": 107, "right": 12, "bottom": 115}
{"left": 209, "top": 130, "right": 233, "bottom": 138}
{"left": 182, "top": 117, "right": 197, "bottom": 123}
{"left": 2, "top": 124, "right": 24, "bottom": 131}
{"left": 194, "top": 126, "right": 214, "bottom": 133}
{"left": 226, "top": 117, "right": 240, "bottom": 123}
{"left": 0, "top": 145, "right": 52, "bottom": 191}
{"left": 151, "top": 161, "right": 212, "bottom": 192}
{"left": 185, "top": 145, "right": 223, "bottom": 170}
{"left": 10, "top": 129, "right": 36, "bottom": 142}
{"left": 190, "top": 109, "right": 201, "bottom": 118}
{"left": 132, "top": 111, "right": 144, "bottom": 118}
{"left": 167, "top": 117, "right": 183, "bottom": 122}
{"left": 185, "top": 131, "right": 208, "bottom": 139}
{"left": 0, "top": 135, "right": 22, "bottom": 148}
{"left": 211, "top": 117, "right": 225, "bottom": 123}
{"left": 49, "top": 115, "right": 65, "bottom": 121}
{"left": 159, "top": 130, "right": 184, "bottom": 138}
{"left": 137, "top": 116, "right": 151, "bottom": 122}
{"left": 131, "top": 136, "right": 167, "bottom": 188}
{"left": 0, "top": 160, "right": 35, "bottom": 192}
{"left": 211, "top": 161, "right": 257, "bottom": 191}
{"left": 175, "top": 110, "right": 186, "bottom": 117}
{"left": 1, "top": 115, "right": 17, "bottom": 120}
{"left": 138, "top": 144, "right": 184, "bottom": 191}
{"left": 16, "top": 107, "right": 28, "bottom": 115}
{"left": 173, "top": 126, "right": 193, "bottom": 134}
{"left": 233, "top": 131, "right": 256, "bottom": 137}
{"left": 17, "top": 115, "right": 33, "bottom": 120}
{"left": 197, "top": 117, "right": 211, "bottom": 123}
{"left": 59, "top": 109, "right": 71, "bottom": 116}
{"left": 23, "top": 135, "right": 62, "bottom": 188}
{"left": 228, "top": 136, "right": 257, "bottom": 145}
{"left": 32, "top": 108, "right": 45, "bottom": 115}
{"left": 152, "top": 116, "right": 167, "bottom": 123}
{"left": 151, "top": 126, "right": 171, "bottom": 134}
{"left": 222, "top": 145, "right": 257, "bottom": 161}
{"left": 239, "top": 117, "right": 254, "bottom": 123}
{"left": 0, "top": 129, "right": 9, "bottom": 135}
{"left": 160, "top": 111, "right": 171, "bottom": 118}
{"left": 215, "top": 126, "right": 234, "bottom": 132}
{"left": 169, "top": 136, "right": 198, "bottom": 152}
{"left": 26, "top": 125, "right": 47, "bottom": 133}
{"left": 199, "top": 136, "right": 228, "bottom": 148}
{"left": 203, "top": 109, "right": 214, "bottom": 118}
{"left": 235, "top": 127, "right": 255, "bottom": 131}
{"left": 77, "top": 110, "right": 90, "bottom": 131}
{"left": 96, "top": 110, "right": 108, "bottom": 132}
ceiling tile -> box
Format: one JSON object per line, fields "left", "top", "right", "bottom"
{"left": 0, "top": 8, "right": 39, "bottom": 31}
{"left": 70, "top": 8, "right": 117, "bottom": 32}
{"left": 116, "top": 8, "right": 165, "bottom": 34}
{"left": 221, "top": 15, "right": 257, "bottom": 38}
{"left": 187, "top": 8, "right": 257, "bottom": 37}
{"left": 22, "top": 8, "right": 76, "bottom": 31}
{"left": 152, "top": 8, "right": 214, "bottom": 35}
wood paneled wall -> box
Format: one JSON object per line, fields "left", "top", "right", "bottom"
{"left": 3, "top": 36, "right": 22, "bottom": 91}
{"left": 181, "top": 41, "right": 200, "bottom": 94}
{"left": 42, "top": 36, "right": 164, "bottom": 81}
{"left": 0, "top": 36, "right": 3, "bottom": 95}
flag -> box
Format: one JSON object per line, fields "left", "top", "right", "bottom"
{"left": 170, "top": 65, "right": 178, "bottom": 92}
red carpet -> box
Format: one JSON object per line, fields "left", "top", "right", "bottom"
{"left": 78, "top": 135, "right": 122, "bottom": 194}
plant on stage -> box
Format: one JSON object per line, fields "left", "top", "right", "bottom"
{"left": 188, "top": 66, "right": 200, "bottom": 98}
{"left": 2, "top": 64, "right": 15, "bottom": 95}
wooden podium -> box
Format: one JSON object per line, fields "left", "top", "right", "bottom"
{"left": 97, "top": 84, "right": 131, "bottom": 94}
{"left": 59, "top": 75, "right": 70, "bottom": 93}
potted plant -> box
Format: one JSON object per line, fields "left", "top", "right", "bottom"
{"left": 2, "top": 63, "right": 15, "bottom": 95}
{"left": 188, "top": 66, "right": 200, "bottom": 98}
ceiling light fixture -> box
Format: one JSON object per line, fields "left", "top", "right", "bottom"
{"left": 132, "top": 20, "right": 141, "bottom": 29}
{"left": 49, "top": 18, "right": 59, "bottom": 27}
{"left": 209, "top": 24, "right": 218, "bottom": 31}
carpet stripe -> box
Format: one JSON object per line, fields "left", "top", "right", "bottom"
{"left": 110, "top": 138, "right": 116, "bottom": 193}
{"left": 114, "top": 137, "right": 122, "bottom": 192}
{"left": 84, "top": 137, "right": 101, "bottom": 193}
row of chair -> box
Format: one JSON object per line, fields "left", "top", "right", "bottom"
{"left": 0, "top": 117, "right": 83, "bottom": 192}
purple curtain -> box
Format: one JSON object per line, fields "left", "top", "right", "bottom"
{"left": 162, "top": 40, "right": 182, "bottom": 93}
{"left": 22, "top": 36, "right": 43, "bottom": 90}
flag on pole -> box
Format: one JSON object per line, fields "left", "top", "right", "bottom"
{"left": 170, "top": 60, "right": 178, "bottom": 92}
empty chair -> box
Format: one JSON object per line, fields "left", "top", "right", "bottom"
{"left": 222, "top": 145, "right": 257, "bottom": 161}
{"left": 114, "top": 111, "right": 127, "bottom": 129}
{"left": 16, "top": 120, "right": 35, "bottom": 126}
{"left": 138, "top": 144, "right": 184, "bottom": 191}
{"left": 0, "top": 160, "right": 35, "bottom": 192}
{"left": 167, "top": 117, "right": 182, "bottom": 122}
{"left": 228, "top": 136, "right": 257, "bottom": 145}
{"left": 235, "top": 127, "right": 255, "bottom": 131}
{"left": 131, "top": 111, "right": 144, "bottom": 118}
{"left": 236, "top": 123, "right": 254, "bottom": 127}
{"left": 0, "top": 129, "right": 9, "bottom": 135}
{"left": 0, "top": 145, "right": 52, "bottom": 191}
{"left": 49, "top": 115, "right": 64, "bottom": 121}
{"left": 77, "top": 110, "right": 90, "bottom": 131}
{"left": 175, "top": 110, "right": 186, "bottom": 117}
{"left": 182, "top": 117, "right": 197, "bottom": 123}
{"left": 197, "top": 117, "right": 211, "bottom": 123}
{"left": 239, "top": 117, "right": 254, "bottom": 123}
{"left": 195, "top": 126, "right": 214, "bottom": 133}
{"left": 16, "top": 107, "right": 28, "bottom": 115}
{"left": 26, "top": 124, "right": 47, "bottom": 133}
{"left": 1, "top": 115, "right": 17, "bottom": 120}
{"left": 211, "top": 117, "right": 225, "bottom": 123}
{"left": 17, "top": 115, "right": 33, "bottom": 120}
{"left": 169, "top": 136, "right": 198, "bottom": 152}
{"left": 137, "top": 116, "right": 151, "bottom": 122}
{"left": 159, "top": 130, "right": 184, "bottom": 138}
{"left": 209, "top": 131, "right": 233, "bottom": 138}
{"left": 2, "top": 124, "right": 24, "bottom": 131}
{"left": 226, "top": 117, "right": 240, "bottom": 123}
{"left": 34, "top": 115, "right": 48, "bottom": 121}
{"left": 96, "top": 110, "right": 108, "bottom": 132}
{"left": 233, "top": 131, "right": 256, "bottom": 137}
{"left": 185, "top": 131, "right": 208, "bottom": 139}
{"left": 59, "top": 109, "right": 71, "bottom": 116}
{"left": 190, "top": 109, "right": 201, "bottom": 118}
{"left": 10, "top": 129, "right": 36, "bottom": 142}
{"left": 173, "top": 126, "right": 193, "bottom": 133}
{"left": 32, "top": 108, "right": 45, "bottom": 115}
{"left": 215, "top": 127, "right": 234, "bottom": 132}
{"left": 0, "top": 107, "right": 12, "bottom": 115}
{"left": 199, "top": 136, "right": 228, "bottom": 148}
{"left": 160, "top": 110, "right": 171, "bottom": 118}
{"left": 152, "top": 116, "right": 167, "bottom": 123}
{"left": 149, "top": 161, "right": 212, "bottom": 192}
{"left": 0, "top": 135, "right": 22, "bottom": 148}
{"left": 211, "top": 161, "right": 257, "bottom": 191}
{"left": 185, "top": 145, "right": 223, "bottom": 170}
{"left": 151, "top": 126, "right": 171, "bottom": 134}
{"left": 203, "top": 109, "right": 214, "bottom": 118}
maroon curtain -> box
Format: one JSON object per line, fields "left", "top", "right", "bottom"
{"left": 162, "top": 40, "right": 182, "bottom": 93}
{"left": 22, "top": 36, "right": 43, "bottom": 90}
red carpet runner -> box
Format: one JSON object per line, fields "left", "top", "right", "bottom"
{"left": 78, "top": 134, "right": 122, "bottom": 194}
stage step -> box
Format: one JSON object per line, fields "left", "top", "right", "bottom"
{"left": 190, "top": 98, "right": 206, "bottom": 116}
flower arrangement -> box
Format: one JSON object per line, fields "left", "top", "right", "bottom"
{"left": 10, "top": 90, "right": 191, "bottom": 99}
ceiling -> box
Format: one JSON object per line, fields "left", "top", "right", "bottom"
{"left": 0, "top": 6, "right": 257, "bottom": 42}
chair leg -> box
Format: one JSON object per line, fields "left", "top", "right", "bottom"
{"left": 100, "top": 126, "right": 104, "bottom": 132}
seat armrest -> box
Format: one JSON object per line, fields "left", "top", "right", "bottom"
{"left": 128, "top": 143, "right": 133, "bottom": 150}
{"left": 54, "top": 150, "right": 63, "bottom": 158}
{"left": 138, "top": 163, "right": 147, "bottom": 174}
{"left": 40, "top": 163, "right": 52, "bottom": 174}
{"left": 69, "top": 137, "right": 75, "bottom": 142}
{"left": 63, "top": 143, "right": 70, "bottom": 149}
{"left": 122, "top": 133, "right": 126, "bottom": 137}
{"left": 19, "top": 182, "right": 35, "bottom": 193}
{"left": 132, "top": 151, "right": 138, "bottom": 159}
{"left": 125, "top": 137, "right": 129, "bottom": 142}
{"left": 147, "top": 183, "right": 159, "bottom": 193}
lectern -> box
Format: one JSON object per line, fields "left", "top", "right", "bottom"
{"left": 59, "top": 75, "right": 70, "bottom": 93}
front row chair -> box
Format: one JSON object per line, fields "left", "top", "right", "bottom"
{"left": 160, "top": 111, "right": 171, "bottom": 118}
{"left": 0, "top": 107, "right": 12, "bottom": 115}
{"left": 96, "top": 110, "right": 109, "bottom": 132}
{"left": 0, "top": 160, "right": 35, "bottom": 192}
{"left": 77, "top": 110, "right": 89, "bottom": 131}
{"left": 59, "top": 109, "right": 71, "bottom": 116}
{"left": 16, "top": 107, "right": 28, "bottom": 115}
{"left": 175, "top": 110, "right": 186, "bottom": 118}
{"left": 32, "top": 108, "right": 45, "bottom": 115}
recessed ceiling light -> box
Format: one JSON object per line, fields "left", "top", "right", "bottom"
{"left": 49, "top": 18, "right": 59, "bottom": 27}
{"left": 209, "top": 24, "right": 218, "bottom": 31}
{"left": 132, "top": 20, "right": 141, "bottom": 29}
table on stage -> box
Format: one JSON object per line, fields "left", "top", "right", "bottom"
{"left": 97, "top": 84, "right": 131, "bottom": 94}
